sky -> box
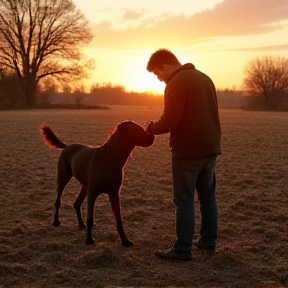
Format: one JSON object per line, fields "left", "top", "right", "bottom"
{"left": 72, "top": 0, "right": 288, "bottom": 93}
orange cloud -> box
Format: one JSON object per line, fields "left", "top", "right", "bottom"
{"left": 89, "top": 0, "right": 288, "bottom": 50}
{"left": 218, "top": 44, "right": 288, "bottom": 52}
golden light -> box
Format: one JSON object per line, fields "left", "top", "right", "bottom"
{"left": 123, "top": 59, "right": 165, "bottom": 94}
{"left": 84, "top": 48, "right": 165, "bottom": 94}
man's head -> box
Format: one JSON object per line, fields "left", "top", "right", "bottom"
{"left": 146, "top": 48, "right": 182, "bottom": 84}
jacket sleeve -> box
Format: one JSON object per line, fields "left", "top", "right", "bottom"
{"left": 148, "top": 81, "right": 186, "bottom": 135}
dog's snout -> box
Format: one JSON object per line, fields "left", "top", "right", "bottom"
{"left": 143, "top": 134, "right": 155, "bottom": 147}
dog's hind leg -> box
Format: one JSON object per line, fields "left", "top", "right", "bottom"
{"left": 74, "top": 186, "right": 87, "bottom": 229}
{"left": 53, "top": 158, "right": 72, "bottom": 227}
{"left": 109, "top": 193, "right": 134, "bottom": 247}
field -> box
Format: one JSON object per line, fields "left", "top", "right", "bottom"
{"left": 0, "top": 106, "right": 288, "bottom": 288}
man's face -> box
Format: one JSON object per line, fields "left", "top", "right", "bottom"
{"left": 152, "top": 65, "right": 171, "bottom": 84}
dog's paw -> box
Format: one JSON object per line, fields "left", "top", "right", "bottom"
{"left": 85, "top": 237, "right": 95, "bottom": 245}
{"left": 52, "top": 220, "right": 61, "bottom": 226}
{"left": 122, "top": 239, "right": 134, "bottom": 247}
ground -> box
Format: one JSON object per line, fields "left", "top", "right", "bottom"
{"left": 0, "top": 106, "right": 287, "bottom": 288}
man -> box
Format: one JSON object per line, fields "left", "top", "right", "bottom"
{"left": 144, "top": 48, "right": 222, "bottom": 261}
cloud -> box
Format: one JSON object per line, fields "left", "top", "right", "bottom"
{"left": 191, "top": 0, "right": 288, "bottom": 36}
{"left": 89, "top": 0, "right": 288, "bottom": 49}
{"left": 121, "top": 9, "right": 150, "bottom": 21}
{"left": 219, "top": 44, "right": 288, "bottom": 52}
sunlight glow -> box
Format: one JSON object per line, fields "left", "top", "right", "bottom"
{"left": 84, "top": 48, "right": 166, "bottom": 94}
{"left": 123, "top": 59, "right": 165, "bottom": 94}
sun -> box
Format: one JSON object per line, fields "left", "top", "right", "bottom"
{"left": 123, "top": 60, "right": 165, "bottom": 94}
{"left": 83, "top": 48, "right": 166, "bottom": 94}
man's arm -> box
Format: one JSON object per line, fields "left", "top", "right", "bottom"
{"left": 146, "top": 83, "right": 186, "bottom": 135}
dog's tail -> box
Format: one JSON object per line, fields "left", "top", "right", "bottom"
{"left": 40, "top": 123, "right": 67, "bottom": 150}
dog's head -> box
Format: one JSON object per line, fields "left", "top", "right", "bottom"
{"left": 117, "top": 120, "right": 155, "bottom": 148}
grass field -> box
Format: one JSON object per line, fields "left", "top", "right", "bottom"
{"left": 0, "top": 106, "right": 287, "bottom": 288}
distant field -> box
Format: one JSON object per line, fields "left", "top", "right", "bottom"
{"left": 0, "top": 107, "right": 287, "bottom": 288}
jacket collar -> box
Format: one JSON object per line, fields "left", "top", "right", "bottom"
{"left": 166, "top": 63, "right": 195, "bottom": 84}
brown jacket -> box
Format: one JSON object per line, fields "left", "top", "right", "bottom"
{"left": 147, "top": 63, "right": 222, "bottom": 159}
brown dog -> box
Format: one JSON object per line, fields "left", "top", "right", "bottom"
{"left": 40, "top": 120, "right": 154, "bottom": 246}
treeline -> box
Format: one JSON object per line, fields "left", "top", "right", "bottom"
{"left": 40, "top": 83, "right": 164, "bottom": 108}
{"left": 40, "top": 85, "right": 247, "bottom": 108}
{"left": 0, "top": 72, "right": 24, "bottom": 109}
{"left": 0, "top": 72, "right": 163, "bottom": 109}
{"left": 217, "top": 88, "right": 288, "bottom": 110}
{"left": 217, "top": 89, "right": 246, "bottom": 108}
{"left": 2, "top": 71, "right": 287, "bottom": 110}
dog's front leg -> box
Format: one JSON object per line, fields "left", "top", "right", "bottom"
{"left": 85, "top": 188, "right": 99, "bottom": 245}
{"left": 74, "top": 186, "right": 87, "bottom": 229}
{"left": 109, "top": 193, "right": 134, "bottom": 247}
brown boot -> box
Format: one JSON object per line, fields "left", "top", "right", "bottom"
{"left": 155, "top": 248, "right": 192, "bottom": 261}
{"left": 193, "top": 240, "right": 216, "bottom": 253}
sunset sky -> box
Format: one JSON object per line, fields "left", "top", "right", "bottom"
{"left": 73, "top": 0, "right": 288, "bottom": 93}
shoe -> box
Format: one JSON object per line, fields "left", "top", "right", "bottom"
{"left": 193, "top": 239, "right": 216, "bottom": 253}
{"left": 155, "top": 248, "right": 191, "bottom": 261}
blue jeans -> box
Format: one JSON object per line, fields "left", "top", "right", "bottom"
{"left": 172, "top": 156, "right": 218, "bottom": 252}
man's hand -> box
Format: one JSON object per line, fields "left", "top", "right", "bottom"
{"left": 143, "top": 121, "right": 154, "bottom": 132}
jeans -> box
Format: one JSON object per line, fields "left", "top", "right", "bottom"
{"left": 172, "top": 156, "right": 218, "bottom": 252}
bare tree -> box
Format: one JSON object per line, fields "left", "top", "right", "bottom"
{"left": 73, "top": 84, "right": 85, "bottom": 108}
{"left": 243, "top": 55, "right": 288, "bottom": 110}
{"left": 0, "top": 0, "right": 94, "bottom": 107}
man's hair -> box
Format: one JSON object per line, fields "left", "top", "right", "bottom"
{"left": 146, "top": 48, "right": 181, "bottom": 72}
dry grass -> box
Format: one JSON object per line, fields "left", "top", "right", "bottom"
{"left": 0, "top": 106, "right": 287, "bottom": 288}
